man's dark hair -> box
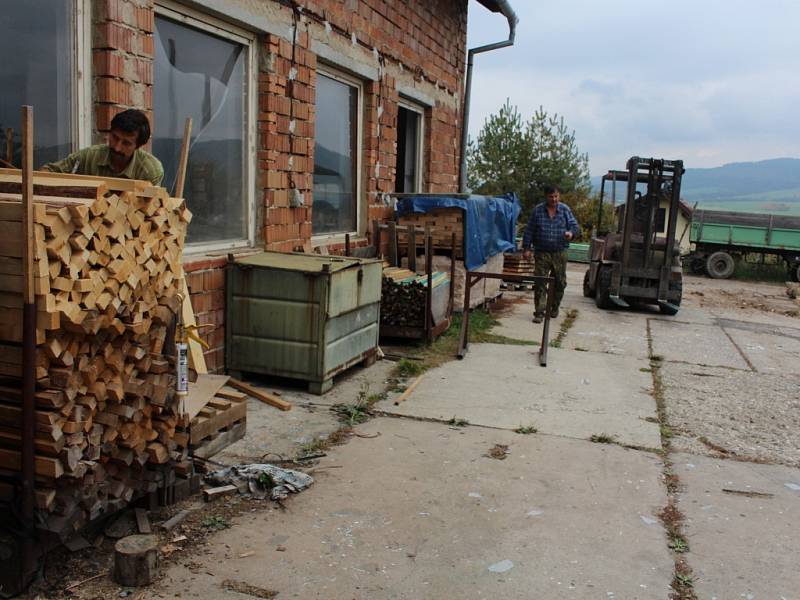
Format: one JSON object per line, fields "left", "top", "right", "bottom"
{"left": 543, "top": 184, "right": 561, "bottom": 195}
{"left": 110, "top": 109, "right": 151, "bottom": 147}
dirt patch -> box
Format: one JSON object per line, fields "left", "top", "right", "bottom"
{"left": 221, "top": 579, "right": 278, "bottom": 598}
{"left": 684, "top": 280, "right": 800, "bottom": 318}
{"left": 484, "top": 443, "right": 510, "bottom": 460}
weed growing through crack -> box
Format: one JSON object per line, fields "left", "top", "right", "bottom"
{"left": 647, "top": 320, "right": 698, "bottom": 600}
{"left": 549, "top": 308, "right": 579, "bottom": 348}
{"left": 589, "top": 433, "right": 616, "bottom": 444}
{"left": 640, "top": 367, "right": 652, "bottom": 373}
{"left": 331, "top": 383, "right": 382, "bottom": 426}
{"left": 448, "top": 416, "right": 469, "bottom": 427}
{"left": 298, "top": 438, "right": 328, "bottom": 456}
{"left": 514, "top": 425, "right": 538, "bottom": 434}
{"left": 669, "top": 537, "right": 689, "bottom": 553}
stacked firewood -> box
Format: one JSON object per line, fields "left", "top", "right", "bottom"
{"left": 0, "top": 169, "right": 192, "bottom": 539}
{"left": 380, "top": 275, "right": 427, "bottom": 328}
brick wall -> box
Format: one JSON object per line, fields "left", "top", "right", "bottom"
{"left": 183, "top": 258, "right": 226, "bottom": 374}
{"left": 92, "top": 0, "right": 154, "bottom": 141}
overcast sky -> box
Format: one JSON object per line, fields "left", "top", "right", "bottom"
{"left": 466, "top": 0, "right": 800, "bottom": 175}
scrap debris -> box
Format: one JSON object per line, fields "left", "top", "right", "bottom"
{"left": 205, "top": 464, "right": 314, "bottom": 501}
{"left": 485, "top": 444, "right": 510, "bottom": 460}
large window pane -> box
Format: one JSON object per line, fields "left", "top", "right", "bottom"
{"left": 154, "top": 15, "right": 247, "bottom": 245}
{"left": 0, "top": 1, "right": 73, "bottom": 167}
{"left": 313, "top": 74, "right": 358, "bottom": 235}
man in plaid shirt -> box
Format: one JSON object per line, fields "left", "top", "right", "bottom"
{"left": 522, "top": 185, "right": 580, "bottom": 322}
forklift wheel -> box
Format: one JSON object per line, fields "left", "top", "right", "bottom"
{"left": 582, "top": 270, "right": 595, "bottom": 298}
{"left": 595, "top": 266, "right": 614, "bottom": 310}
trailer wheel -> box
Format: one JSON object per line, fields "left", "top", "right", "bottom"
{"left": 595, "top": 266, "right": 614, "bottom": 309}
{"left": 706, "top": 251, "right": 735, "bottom": 279}
{"left": 582, "top": 270, "right": 595, "bottom": 298}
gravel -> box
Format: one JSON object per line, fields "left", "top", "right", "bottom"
{"left": 660, "top": 362, "right": 800, "bottom": 466}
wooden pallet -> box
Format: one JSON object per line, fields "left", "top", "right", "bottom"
{"left": 181, "top": 386, "right": 247, "bottom": 459}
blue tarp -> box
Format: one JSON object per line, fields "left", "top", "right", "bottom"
{"left": 395, "top": 194, "right": 521, "bottom": 271}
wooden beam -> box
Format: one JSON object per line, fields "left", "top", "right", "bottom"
{"left": 174, "top": 117, "right": 192, "bottom": 198}
{"left": 227, "top": 378, "right": 292, "bottom": 411}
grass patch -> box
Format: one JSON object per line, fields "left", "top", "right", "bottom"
{"left": 396, "top": 358, "right": 427, "bottom": 378}
{"left": 447, "top": 416, "right": 469, "bottom": 427}
{"left": 639, "top": 367, "right": 652, "bottom": 373}
{"left": 669, "top": 537, "right": 689, "bottom": 553}
{"left": 201, "top": 516, "right": 229, "bottom": 530}
{"left": 514, "top": 424, "right": 538, "bottom": 434}
{"left": 589, "top": 433, "right": 616, "bottom": 444}
{"left": 660, "top": 424, "right": 674, "bottom": 439}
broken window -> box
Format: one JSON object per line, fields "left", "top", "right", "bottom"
{"left": 313, "top": 72, "right": 360, "bottom": 236}
{"left": 395, "top": 103, "right": 424, "bottom": 193}
{"left": 153, "top": 11, "right": 252, "bottom": 248}
{"left": 1, "top": 1, "right": 75, "bottom": 166}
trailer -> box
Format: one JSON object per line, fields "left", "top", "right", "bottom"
{"left": 686, "top": 210, "right": 800, "bottom": 281}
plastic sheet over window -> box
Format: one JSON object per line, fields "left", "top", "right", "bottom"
{"left": 154, "top": 15, "right": 247, "bottom": 245}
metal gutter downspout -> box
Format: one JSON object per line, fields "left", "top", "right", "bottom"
{"left": 459, "top": 0, "right": 519, "bottom": 193}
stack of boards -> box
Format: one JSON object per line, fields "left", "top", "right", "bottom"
{"left": 397, "top": 208, "right": 464, "bottom": 257}
{"left": 502, "top": 253, "right": 535, "bottom": 279}
{"left": 0, "top": 168, "right": 219, "bottom": 541}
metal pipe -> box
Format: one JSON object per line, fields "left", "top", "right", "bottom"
{"left": 459, "top": 1, "right": 519, "bottom": 193}
{"left": 20, "top": 105, "right": 37, "bottom": 586}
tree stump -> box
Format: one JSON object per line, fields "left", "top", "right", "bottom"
{"left": 113, "top": 534, "right": 158, "bottom": 586}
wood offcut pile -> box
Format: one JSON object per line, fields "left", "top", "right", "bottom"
{"left": 381, "top": 266, "right": 448, "bottom": 328}
{"left": 397, "top": 208, "right": 464, "bottom": 256}
{"left": 0, "top": 169, "right": 198, "bottom": 540}
{"left": 502, "top": 253, "right": 535, "bottom": 278}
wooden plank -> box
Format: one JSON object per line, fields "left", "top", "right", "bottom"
{"left": 227, "top": 378, "right": 292, "bottom": 411}
{"left": 189, "top": 399, "right": 246, "bottom": 444}
{"left": 180, "top": 373, "right": 229, "bottom": 421}
{"left": 174, "top": 117, "right": 192, "bottom": 198}
{"left": 0, "top": 447, "right": 64, "bottom": 478}
{"left": 202, "top": 484, "right": 237, "bottom": 502}
{"left": 181, "top": 276, "right": 207, "bottom": 375}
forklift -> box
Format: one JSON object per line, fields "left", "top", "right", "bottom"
{"left": 583, "top": 156, "right": 685, "bottom": 315}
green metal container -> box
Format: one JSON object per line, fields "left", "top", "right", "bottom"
{"left": 567, "top": 242, "right": 590, "bottom": 263}
{"left": 225, "top": 252, "right": 382, "bottom": 394}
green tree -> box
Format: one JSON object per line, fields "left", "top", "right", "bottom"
{"left": 467, "top": 100, "right": 593, "bottom": 234}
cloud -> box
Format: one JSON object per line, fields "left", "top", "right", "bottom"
{"left": 467, "top": 0, "right": 800, "bottom": 174}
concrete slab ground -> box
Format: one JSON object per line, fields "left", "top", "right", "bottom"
{"left": 565, "top": 304, "right": 650, "bottom": 358}
{"left": 673, "top": 453, "right": 800, "bottom": 600}
{"left": 719, "top": 321, "right": 800, "bottom": 374}
{"left": 659, "top": 362, "right": 800, "bottom": 467}
{"left": 215, "top": 361, "right": 396, "bottom": 463}
{"left": 377, "top": 343, "right": 661, "bottom": 448}
{"left": 649, "top": 319, "right": 751, "bottom": 370}
{"left": 150, "top": 418, "right": 673, "bottom": 600}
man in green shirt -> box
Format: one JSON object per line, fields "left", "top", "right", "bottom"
{"left": 41, "top": 109, "right": 164, "bottom": 186}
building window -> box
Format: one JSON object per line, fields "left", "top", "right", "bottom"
{"left": 313, "top": 70, "right": 362, "bottom": 236}
{"left": 1, "top": 1, "right": 88, "bottom": 167}
{"left": 395, "top": 102, "right": 424, "bottom": 193}
{"left": 154, "top": 6, "right": 254, "bottom": 249}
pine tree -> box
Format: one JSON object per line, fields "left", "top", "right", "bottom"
{"left": 467, "top": 100, "right": 593, "bottom": 228}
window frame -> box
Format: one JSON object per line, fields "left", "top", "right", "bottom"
{"left": 154, "top": 1, "right": 258, "bottom": 254}
{"left": 396, "top": 97, "right": 425, "bottom": 194}
{"left": 312, "top": 65, "right": 364, "bottom": 243}
{"left": 74, "top": 0, "right": 92, "bottom": 149}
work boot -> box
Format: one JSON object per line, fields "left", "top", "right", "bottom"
{"left": 532, "top": 313, "right": 544, "bottom": 324}
{"left": 550, "top": 307, "right": 559, "bottom": 318}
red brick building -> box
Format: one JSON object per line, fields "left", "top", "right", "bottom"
{"left": 3, "top": 0, "right": 514, "bottom": 372}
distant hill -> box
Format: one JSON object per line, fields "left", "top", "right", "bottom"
{"left": 591, "top": 158, "right": 800, "bottom": 215}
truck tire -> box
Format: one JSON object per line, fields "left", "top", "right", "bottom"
{"left": 595, "top": 266, "right": 614, "bottom": 309}
{"left": 659, "top": 278, "right": 683, "bottom": 316}
{"left": 583, "top": 270, "right": 595, "bottom": 298}
{"left": 689, "top": 256, "right": 706, "bottom": 275}
{"left": 706, "top": 251, "right": 735, "bottom": 279}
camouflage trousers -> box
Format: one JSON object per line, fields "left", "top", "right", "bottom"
{"left": 534, "top": 250, "right": 568, "bottom": 316}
